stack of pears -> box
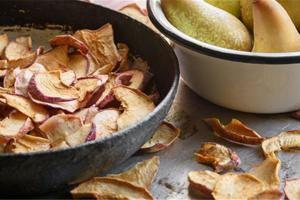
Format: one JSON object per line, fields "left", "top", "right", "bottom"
{"left": 161, "top": 0, "right": 300, "bottom": 53}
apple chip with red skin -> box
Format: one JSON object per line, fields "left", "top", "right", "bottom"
{"left": 140, "top": 122, "right": 180, "bottom": 153}
{"left": 0, "top": 34, "right": 8, "bottom": 57}
{"left": 262, "top": 130, "right": 300, "bottom": 158}
{"left": 188, "top": 170, "right": 220, "bottom": 197}
{"left": 39, "top": 114, "right": 82, "bottom": 144}
{"left": 68, "top": 53, "right": 89, "bottom": 78}
{"left": 4, "top": 134, "right": 50, "bottom": 153}
{"left": 4, "top": 36, "right": 32, "bottom": 61}
{"left": 285, "top": 178, "right": 300, "bottom": 200}
{"left": 71, "top": 177, "right": 154, "bottom": 200}
{"left": 60, "top": 70, "right": 76, "bottom": 87}
{"left": 95, "top": 74, "right": 116, "bottom": 108}
{"left": 0, "top": 93, "right": 49, "bottom": 123}
{"left": 113, "top": 86, "right": 155, "bottom": 130}
{"left": 49, "top": 34, "right": 88, "bottom": 54}
{"left": 74, "top": 23, "right": 121, "bottom": 69}
{"left": 36, "top": 45, "right": 69, "bottom": 71}
{"left": 212, "top": 173, "right": 264, "bottom": 200}
{"left": 65, "top": 123, "right": 96, "bottom": 147}
{"left": 194, "top": 142, "right": 241, "bottom": 173}
{"left": 204, "top": 118, "right": 264, "bottom": 146}
{"left": 28, "top": 71, "right": 79, "bottom": 103}
{"left": 0, "top": 111, "right": 34, "bottom": 143}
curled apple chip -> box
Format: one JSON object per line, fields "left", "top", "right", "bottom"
{"left": 71, "top": 177, "right": 153, "bottom": 200}
{"left": 4, "top": 134, "right": 50, "bottom": 153}
{"left": 74, "top": 23, "right": 121, "bottom": 68}
{"left": 4, "top": 36, "right": 32, "bottom": 61}
{"left": 65, "top": 123, "right": 96, "bottom": 147}
{"left": 115, "top": 69, "right": 153, "bottom": 91}
{"left": 113, "top": 86, "right": 155, "bottom": 130}
{"left": 60, "top": 70, "right": 76, "bottom": 87}
{"left": 249, "top": 189, "right": 282, "bottom": 200}
{"left": 0, "top": 34, "right": 8, "bottom": 57}
{"left": 194, "top": 142, "right": 241, "bottom": 172}
{"left": 28, "top": 71, "right": 79, "bottom": 103}
{"left": 212, "top": 173, "right": 264, "bottom": 200}
{"left": 0, "top": 111, "right": 34, "bottom": 143}
{"left": 39, "top": 114, "right": 82, "bottom": 144}
{"left": 108, "top": 156, "right": 159, "bottom": 189}
{"left": 262, "top": 130, "right": 300, "bottom": 158}
{"left": 285, "top": 178, "right": 300, "bottom": 200}
{"left": 36, "top": 45, "right": 69, "bottom": 71}
{"left": 140, "top": 122, "right": 180, "bottom": 153}
{"left": 95, "top": 74, "right": 116, "bottom": 108}
{"left": 188, "top": 170, "right": 221, "bottom": 197}
{"left": 249, "top": 157, "right": 281, "bottom": 189}
{"left": 204, "top": 118, "right": 264, "bottom": 146}
{"left": 49, "top": 34, "right": 88, "bottom": 54}
{"left": 68, "top": 53, "right": 89, "bottom": 78}
{"left": 0, "top": 93, "right": 49, "bottom": 123}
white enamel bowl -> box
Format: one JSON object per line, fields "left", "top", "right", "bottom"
{"left": 148, "top": 0, "right": 300, "bottom": 114}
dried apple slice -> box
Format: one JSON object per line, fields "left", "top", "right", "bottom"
{"left": 140, "top": 122, "right": 180, "bottom": 153}
{"left": 65, "top": 123, "right": 96, "bottom": 147}
{"left": 49, "top": 34, "right": 88, "bottom": 54}
{"left": 8, "top": 52, "right": 37, "bottom": 69}
{"left": 4, "top": 134, "right": 50, "bottom": 153}
{"left": 60, "top": 70, "right": 76, "bottom": 87}
{"left": 204, "top": 118, "right": 264, "bottom": 146}
{"left": 4, "top": 36, "right": 32, "bottom": 61}
{"left": 249, "top": 157, "right": 281, "bottom": 189}
{"left": 0, "top": 34, "right": 8, "bottom": 57}
{"left": 113, "top": 86, "right": 155, "bottom": 130}
{"left": 36, "top": 45, "right": 69, "bottom": 71}
{"left": 115, "top": 43, "right": 129, "bottom": 72}
{"left": 89, "top": 109, "right": 120, "bottom": 139}
{"left": 249, "top": 189, "right": 282, "bottom": 200}
{"left": 4, "top": 69, "right": 16, "bottom": 89}
{"left": 285, "top": 178, "right": 300, "bottom": 200}
{"left": 74, "top": 23, "right": 121, "bottom": 68}
{"left": 96, "top": 74, "right": 116, "bottom": 108}
{"left": 108, "top": 156, "right": 159, "bottom": 189}
{"left": 262, "top": 130, "right": 300, "bottom": 158}
{"left": 28, "top": 71, "right": 79, "bottom": 103}
{"left": 68, "top": 53, "right": 89, "bottom": 78}
{"left": 212, "top": 173, "right": 264, "bottom": 200}
{"left": 71, "top": 177, "right": 153, "bottom": 200}
{"left": 39, "top": 114, "right": 82, "bottom": 144}
{"left": 0, "top": 93, "right": 49, "bottom": 123}
{"left": 115, "top": 69, "right": 153, "bottom": 91}
{"left": 0, "top": 111, "right": 34, "bottom": 143}
{"left": 131, "top": 56, "right": 150, "bottom": 72}
{"left": 194, "top": 142, "right": 241, "bottom": 172}
{"left": 188, "top": 170, "right": 221, "bottom": 197}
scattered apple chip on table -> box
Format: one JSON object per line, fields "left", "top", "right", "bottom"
{"left": 284, "top": 178, "right": 300, "bottom": 200}
{"left": 204, "top": 118, "right": 264, "bottom": 146}
{"left": 140, "top": 121, "right": 179, "bottom": 153}
{"left": 194, "top": 142, "right": 241, "bottom": 172}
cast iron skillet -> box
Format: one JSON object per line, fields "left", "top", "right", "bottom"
{"left": 0, "top": 0, "right": 179, "bottom": 196}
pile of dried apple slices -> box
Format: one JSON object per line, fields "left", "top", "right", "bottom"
{"left": 0, "top": 23, "right": 179, "bottom": 154}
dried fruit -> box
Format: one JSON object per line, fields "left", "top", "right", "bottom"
{"left": 0, "top": 34, "right": 8, "bottom": 57}
{"left": 262, "top": 130, "right": 300, "bottom": 158}
{"left": 65, "top": 123, "right": 96, "bottom": 147}
{"left": 188, "top": 170, "right": 221, "bottom": 197}
{"left": 71, "top": 177, "right": 153, "bottom": 199}
{"left": 204, "top": 118, "right": 264, "bottom": 146}
{"left": 49, "top": 34, "right": 88, "bottom": 54}
{"left": 4, "top": 134, "right": 50, "bottom": 153}
{"left": 116, "top": 43, "right": 129, "bottom": 72}
{"left": 249, "top": 189, "right": 282, "bottom": 200}
{"left": 108, "top": 156, "right": 159, "bottom": 189}
{"left": 212, "top": 173, "right": 264, "bottom": 200}
{"left": 194, "top": 142, "right": 241, "bottom": 172}
{"left": 60, "top": 70, "right": 76, "bottom": 87}
{"left": 68, "top": 53, "right": 89, "bottom": 78}
{"left": 285, "top": 178, "right": 300, "bottom": 200}
{"left": 249, "top": 157, "right": 281, "bottom": 189}
{"left": 4, "top": 36, "right": 32, "bottom": 61}
{"left": 140, "top": 122, "right": 180, "bottom": 153}
{"left": 113, "top": 86, "right": 155, "bottom": 130}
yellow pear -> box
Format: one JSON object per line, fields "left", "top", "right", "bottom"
{"left": 205, "top": 0, "right": 241, "bottom": 18}
{"left": 252, "top": 0, "right": 300, "bottom": 53}
{"left": 161, "top": 0, "right": 252, "bottom": 51}
{"left": 241, "top": 0, "right": 300, "bottom": 31}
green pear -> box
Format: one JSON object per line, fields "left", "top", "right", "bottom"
{"left": 205, "top": 0, "right": 240, "bottom": 18}
{"left": 241, "top": 0, "right": 300, "bottom": 31}
{"left": 161, "top": 0, "right": 252, "bottom": 51}
{"left": 252, "top": 0, "right": 300, "bottom": 52}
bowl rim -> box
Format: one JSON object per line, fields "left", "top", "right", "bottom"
{"left": 0, "top": 1, "right": 180, "bottom": 158}
{"left": 147, "top": 0, "right": 300, "bottom": 64}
